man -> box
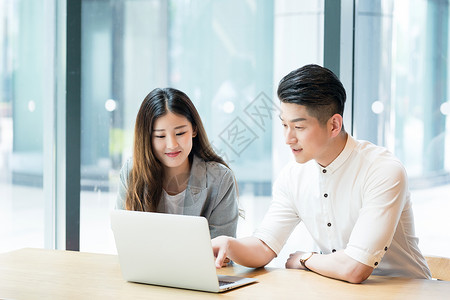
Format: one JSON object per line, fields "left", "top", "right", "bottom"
{"left": 212, "top": 64, "right": 431, "bottom": 283}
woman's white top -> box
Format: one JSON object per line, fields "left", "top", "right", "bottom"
{"left": 159, "top": 189, "right": 186, "bottom": 215}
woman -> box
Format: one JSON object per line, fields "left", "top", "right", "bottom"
{"left": 116, "top": 87, "right": 238, "bottom": 239}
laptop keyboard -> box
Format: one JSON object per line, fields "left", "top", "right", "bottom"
{"left": 219, "top": 280, "right": 235, "bottom": 287}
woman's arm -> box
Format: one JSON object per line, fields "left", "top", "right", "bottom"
{"left": 115, "top": 158, "right": 132, "bottom": 209}
{"left": 207, "top": 167, "right": 239, "bottom": 239}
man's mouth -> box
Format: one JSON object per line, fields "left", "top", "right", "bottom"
{"left": 291, "top": 147, "right": 302, "bottom": 153}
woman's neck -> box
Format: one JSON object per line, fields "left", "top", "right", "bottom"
{"left": 163, "top": 158, "right": 191, "bottom": 195}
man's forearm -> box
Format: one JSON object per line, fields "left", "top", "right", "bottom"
{"left": 227, "top": 236, "right": 277, "bottom": 268}
{"left": 306, "top": 250, "right": 373, "bottom": 283}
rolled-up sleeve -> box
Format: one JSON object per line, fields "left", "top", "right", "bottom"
{"left": 345, "top": 160, "right": 408, "bottom": 267}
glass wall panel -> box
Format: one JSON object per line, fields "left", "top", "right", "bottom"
{"left": 80, "top": 0, "right": 167, "bottom": 253}
{"left": 168, "top": 0, "right": 274, "bottom": 194}
{"left": 354, "top": 0, "right": 450, "bottom": 256}
{"left": 4, "top": 0, "right": 448, "bottom": 261}
{"left": 0, "top": 0, "right": 56, "bottom": 252}
{"left": 79, "top": 0, "right": 324, "bottom": 258}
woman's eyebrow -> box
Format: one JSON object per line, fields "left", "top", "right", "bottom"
{"left": 174, "top": 125, "right": 188, "bottom": 129}
{"left": 153, "top": 124, "right": 188, "bottom": 132}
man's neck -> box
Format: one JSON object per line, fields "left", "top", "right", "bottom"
{"left": 317, "top": 131, "right": 348, "bottom": 168}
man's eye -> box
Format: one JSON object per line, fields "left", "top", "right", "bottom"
{"left": 295, "top": 127, "right": 304, "bottom": 130}
{"left": 281, "top": 123, "right": 287, "bottom": 127}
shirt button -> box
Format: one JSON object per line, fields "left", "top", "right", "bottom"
{"left": 374, "top": 262, "right": 378, "bottom": 266}
{"left": 322, "top": 169, "right": 327, "bottom": 173}
{"left": 332, "top": 249, "right": 336, "bottom": 253}
{"left": 327, "top": 222, "right": 332, "bottom": 227}
{"left": 384, "top": 247, "right": 388, "bottom": 251}
{"left": 324, "top": 193, "right": 328, "bottom": 198}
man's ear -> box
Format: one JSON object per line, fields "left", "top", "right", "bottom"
{"left": 329, "top": 114, "right": 343, "bottom": 138}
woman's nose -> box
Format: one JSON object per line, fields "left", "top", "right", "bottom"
{"left": 166, "top": 134, "right": 178, "bottom": 149}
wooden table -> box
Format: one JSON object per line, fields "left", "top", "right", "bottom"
{"left": 0, "top": 248, "right": 449, "bottom": 299}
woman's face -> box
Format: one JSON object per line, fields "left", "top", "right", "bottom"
{"left": 151, "top": 111, "right": 197, "bottom": 174}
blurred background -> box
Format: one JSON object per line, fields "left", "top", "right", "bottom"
{"left": 1, "top": 0, "right": 449, "bottom": 267}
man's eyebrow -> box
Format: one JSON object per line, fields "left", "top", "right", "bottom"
{"left": 278, "top": 115, "right": 307, "bottom": 123}
{"left": 290, "top": 117, "right": 307, "bottom": 122}
{"left": 152, "top": 125, "right": 188, "bottom": 132}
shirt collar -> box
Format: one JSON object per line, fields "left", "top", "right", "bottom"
{"left": 317, "top": 134, "right": 357, "bottom": 174}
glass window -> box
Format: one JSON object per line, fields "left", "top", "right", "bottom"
{"left": 79, "top": 0, "right": 324, "bottom": 257}
{"left": 168, "top": 0, "right": 276, "bottom": 195}
{"left": 354, "top": 0, "right": 450, "bottom": 256}
{"left": 5, "top": 0, "right": 447, "bottom": 260}
{"left": 80, "top": 0, "right": 169, "bottom": 253}
{"left": 0, "top": 0, "right": 56, "bottom": 252}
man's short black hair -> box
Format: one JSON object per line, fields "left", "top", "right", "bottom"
{"left": 277, "top": 64, "right": 346, "bottom": 125}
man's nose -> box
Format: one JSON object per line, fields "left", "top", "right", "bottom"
{"left": 285, "top": 127, "right": 296, "bottom": 145}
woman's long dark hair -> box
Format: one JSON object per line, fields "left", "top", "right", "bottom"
{"left": 126, "top": 87, "right": 229, "bottom": 211}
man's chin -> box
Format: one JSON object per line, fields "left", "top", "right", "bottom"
{"left": 294, "top": 157, "right": 310, "bottom": 164}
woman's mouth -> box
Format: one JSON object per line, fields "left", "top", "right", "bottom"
{"left": 165, "top": 151, "right": 181, "bottom": 158}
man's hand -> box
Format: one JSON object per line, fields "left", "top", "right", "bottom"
{"left": 285, "top": 251, "right": 308, "bottom": 270}
{"left": 211, "top": 236, "right": 233, "bottom": 269}
{"left": 222, "top": 257, "right": 231, "bottom": 267}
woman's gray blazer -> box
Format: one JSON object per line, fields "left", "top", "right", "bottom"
{"left": 116, "top": 155, "right": 238, "bottom": 238}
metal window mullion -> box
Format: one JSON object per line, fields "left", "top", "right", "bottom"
{"left": 324, "top": 0, "right": 355, "bottom": 134}
{"left": 65, "top": 0, "right": 81, "bottom": 251}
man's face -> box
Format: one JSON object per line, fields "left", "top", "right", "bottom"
{"left": 280, "top": 102, "right": 333, "bottom": 166}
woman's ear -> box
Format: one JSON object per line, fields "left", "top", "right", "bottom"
{"left": 192, "top": 127, "right": 198, "bottom": 138}
{"left": 329, "top": 114, "right": 343, "bottom": 138}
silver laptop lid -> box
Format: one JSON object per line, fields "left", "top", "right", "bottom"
{"left": 110, "top": 210, "right": 221, "bottom": 292}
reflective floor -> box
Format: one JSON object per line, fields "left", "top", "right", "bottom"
{"left": 1, "top": 183, "right": 449, "bottom": 269}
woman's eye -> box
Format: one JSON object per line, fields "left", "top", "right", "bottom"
{"left": 295, "top": 127, "right": 304, "bottom": 130}
{"left": 176, "top": 132, "right": 187, "bottom": 136}
{"left": 155, "top": 135, "right": 165, "bottom": 139}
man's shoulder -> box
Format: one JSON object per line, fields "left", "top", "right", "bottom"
{"left": 351, "top": 139, "right": 405, "bottom": 174}
{"left": 353, "top": 139, "right": 401, "bottom": 164}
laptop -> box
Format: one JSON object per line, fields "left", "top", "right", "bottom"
{"left": 110, "top": 210, "right": 257, "bottom": 293}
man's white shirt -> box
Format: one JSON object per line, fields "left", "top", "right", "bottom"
{"left": 254, "top": 135, "right": 431, "bottom": 278}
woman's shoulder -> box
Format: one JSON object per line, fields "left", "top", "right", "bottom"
{"left": 119, "top": 157, "right": 133, "bottom": 177}
{"left": 200, "top": 156, "right": 231, "bottom": 173}
{"left": 123, "top": 157, "right": 133, "bottom": 169}
{"left": 192, "top": 155, "right": 233, "bottom": 182}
